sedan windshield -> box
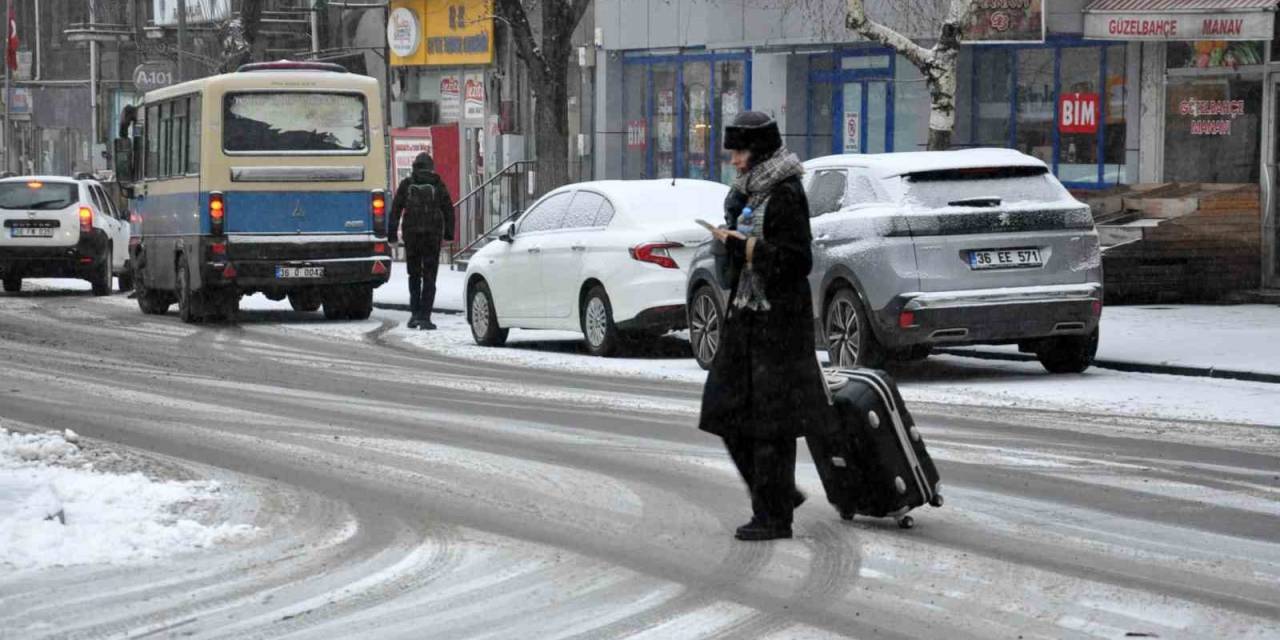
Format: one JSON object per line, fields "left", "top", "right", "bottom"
{"left": 0, "top": 182, "right": 78, "bottom": 210}
{"left": 223, "top": 92, "right": 367, "bottom": 153}
{"left": 899, "top": 166, "right": 1069, "bottom": 210}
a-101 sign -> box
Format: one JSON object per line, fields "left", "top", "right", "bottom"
{"left": 133, "top": 62, "right": 177, "bottom": 92}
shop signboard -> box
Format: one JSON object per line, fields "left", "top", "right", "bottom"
{"left": 1058, "top": 93, "right": 1099, "bottom": 135}
{"left": 3, "top": 87, "right": 31, "bottom": 116}
{"left": 1084, "top": 11, "right": 1274, "bottom": 41}
{"left": 440, "top": 75, "right": 462, "bottom": 122}
{"left": 964, "top": 0, "right": 1045, "bottom": 44}
{"left": 463, "top": 73, "right": 485, "bottom": 121}
{"left": 844, "top": 112, "right": 860, "bottom": 153}
{"left": 387, "top": 6, "right": 422, "bottom": 59}
{"left": 133, "top": 61, "right": 176, "bottom": 93}
{"left": 152, "top": 0, "right": 230, "bottom": 26}
{"left": 423, "top": 0, "right": 494, "bottom": 66}
{"left": 627, "top": 120, "right": 648, "bottom": 149}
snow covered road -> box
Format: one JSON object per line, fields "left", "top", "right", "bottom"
{"left": 0, "top": 288, "right": 1277, "bottom": 639}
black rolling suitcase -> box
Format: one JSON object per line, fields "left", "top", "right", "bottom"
{"left": 808, "top": 368, "right": 943, "bottom": 529}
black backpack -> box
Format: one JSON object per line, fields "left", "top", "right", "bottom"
{"left": 406, "top": 182, "right": 437, "bottom": 222}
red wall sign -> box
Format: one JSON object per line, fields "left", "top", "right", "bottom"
{"left": 1059, "top": 93, "right": 1099, "bottom": 134}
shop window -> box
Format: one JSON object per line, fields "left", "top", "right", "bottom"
{"left": 894, "top": 61, "right": 929, "bottom": 152}
{"left": 715, "top": 60, "right": 747, "bottom": 183}
{"left": 623, "top": 64, "right": 649, "bottom": 180}
{"left": 1015, "top": 49, "right": 1055, "bottom": 168}
{"left": 684, "top": 62, "right": 712, "bottom": 181}
{"left": 972, "top": 48, "right": 1013, "bottom": 147}
{"left": 1164, "top": 77, "right": 1263, "bottom": 183}
{"left": 1057, "top": 47, "right": 1101, "bottom": 184}
{"left": 653, "top": 66, "right": 677, "bottom": 179}
{"left": 1102, "top": 45, "right": 1126, "bottom": 184}
{"left": 1168, "top": 41, "right": 1266, "bottom": 69}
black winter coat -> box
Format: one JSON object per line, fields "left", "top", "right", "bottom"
{"left": 698, "top": 175, "right": 831, "bottom": 441}
{"left": 389, "top": 170, "right": 454, "bottom": 243}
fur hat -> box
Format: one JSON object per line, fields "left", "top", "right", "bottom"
{"left": 723, "top": 111, "right": 782, "bottom": 158}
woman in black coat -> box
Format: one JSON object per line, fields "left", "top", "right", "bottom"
{"left": 700, "top": 111, "right": 831, "bottom": 541}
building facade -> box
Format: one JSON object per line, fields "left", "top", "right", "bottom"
{"left": 592, "top": 0, "right": 1280, "bottom": 293}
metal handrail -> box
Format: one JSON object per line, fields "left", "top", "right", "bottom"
{"left": 449, "top": 161, "right": 535, "bottom": 263}
{"left": 454, "top": 160, "right": 534, "bottom": 207}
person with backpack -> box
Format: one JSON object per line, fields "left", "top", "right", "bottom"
{"left": 389, "top": 152, "right": 455, "bottom": 330}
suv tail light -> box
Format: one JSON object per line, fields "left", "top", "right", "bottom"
{"left": 371, "top": 190, "right": 386, "bottom": 237}
{"left": 630, "top": 242, "right": 682, "bottom": 269}
{"left": 78, "top": 206, "right": 93, "bottom": 234}
{"left": 209, "top": 192, "right": 225, "bottom": 235}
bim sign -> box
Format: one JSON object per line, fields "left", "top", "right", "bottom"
{"left": 1059, "top": 93, "right": 1099, "bottom": 134}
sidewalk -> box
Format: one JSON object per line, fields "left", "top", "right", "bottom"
{"left": 946, "top": 304, "right": 1280, "bottom": 382}
{"left": 373, "top": 262, "right": 466, "bottom": 313}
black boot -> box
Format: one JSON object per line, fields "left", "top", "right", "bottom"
{"left": 419, "top": 317, "right": 437, "bottom": 331}
{"left": 735, "top": 519, "right": 792, "bottom": 541}
{"left": 407, "top": 275, "right": 422, "bottom": 328}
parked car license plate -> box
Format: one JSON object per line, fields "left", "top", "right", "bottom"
{"left": 10, "top": 227, "right": 55, "bottom": 238}
{"left": 969, "top": 248, "right": 1043, "bottom": 270}
{"left": 276, "top": 266, "right": 325, "bottom": 279}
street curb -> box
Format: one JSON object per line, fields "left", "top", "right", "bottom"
{"left": 935, "top": 348, "right": 1280, "bottom": 385}
{"left": 372, "top": 302, "right": 463, "bottom": 316}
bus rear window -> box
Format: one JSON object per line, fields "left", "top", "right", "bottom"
{"left": 0, "top": 182, "right": 77, "bottom": 210}
{"left": 223, "top": 92, "right": 367, "bottom": 153}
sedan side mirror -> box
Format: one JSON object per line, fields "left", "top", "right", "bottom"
{"left": 498, "top": 222, "right": 515, "bottom": 243}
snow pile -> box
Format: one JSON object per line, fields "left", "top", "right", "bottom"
{"left": 0, "top": 428, "right": 255, "bottom": 571}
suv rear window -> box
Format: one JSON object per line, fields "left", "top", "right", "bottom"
{"left": 900, "top": 166, "right": 1068, "bottom": 209}
{"left": 0, "top": 182, "right": 78, "bottom": 210}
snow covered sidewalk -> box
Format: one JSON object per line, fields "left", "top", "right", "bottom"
{"left": 0, "top": 427, "right": 255, "bottom": 571}
{"left": 951, "top": 304, "right": 1280, "bottom": 380}
{"left": 372, "top": 263, "right": 466, "bottom": 312}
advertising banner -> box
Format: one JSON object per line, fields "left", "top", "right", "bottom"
{"left": 1059, "top": 93, "right": 1099, "bottom": 134}
{"left": 463, "top": 73, "right": 485, "bottom": 121}
{"left": 964, "top": 0, "right": 1045, "bottom": 44}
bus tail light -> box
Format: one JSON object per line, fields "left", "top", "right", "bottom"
{"left": 209, "top": 192, "right": 225, "bottom": 235}
{"left": 79, "top": 207, "right": 93, "bottom": 235}
{"left": 371, "top": 191, "right": 386, "bottom": 237}
{"left": 372, "top": 259, "right": 388, "bottom": 276}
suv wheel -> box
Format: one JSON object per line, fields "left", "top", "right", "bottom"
{"left": 3, "top": 277, "right": 20, "bottom": 293}
{"left": 825, "top": 287, "right": 883, "bottom": 369}
{"left": 1037, "top": 329, "right": 1098, "bottom": 374}
{"left": 581, "top": 285, "right": 620, "bottom": 357}
{"left": 689, "top": 284, "right": 722, "bottom": 370}
{"left": 90, "top": 248, "right": 112, "bottom": 296}
{"left": 469, "top": 280, "right": 508, "bottom": 346}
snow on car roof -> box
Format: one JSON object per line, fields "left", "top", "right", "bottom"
{"left": 570, "top": 179, "right": 729, "bottom": 224}
{"left": 0, "top": 175, "right": 85, "bottom": 184}
{"left": 806, "top": 148, "right": 1047, "bottom": 179}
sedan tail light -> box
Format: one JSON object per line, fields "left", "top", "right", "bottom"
{"left": 630, "top": 242, "right": 682, "bottom": 269}
{"left": 78, "top": 206, "right": 93, "bottom": 234}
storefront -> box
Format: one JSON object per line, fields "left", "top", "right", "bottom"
{"left": 1082, "top": 0, "right": 1278, "bottom": 287}
{"left": 953, "top": 37, "right": 1132, "bottom": 189}
{"left": 620, "top": 51, "right": 750, "bottom": 183}
{"left": 804, "top": 48, "right": 931, "bottom": 159}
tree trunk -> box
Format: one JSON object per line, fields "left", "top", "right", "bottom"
{"left": 533, "top": 68, "right": 571, "bottom": 196}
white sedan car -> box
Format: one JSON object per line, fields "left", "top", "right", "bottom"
{"left": 465, "top": 179, "right": 728, "bottom": 356}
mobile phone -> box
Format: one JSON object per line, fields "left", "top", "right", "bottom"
{"left": 694, "top": 219, "right": 717, "bottom": 231}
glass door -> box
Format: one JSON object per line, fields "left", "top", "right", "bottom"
{"left": 835, "top": 80, "right": 889, "bottom": 155}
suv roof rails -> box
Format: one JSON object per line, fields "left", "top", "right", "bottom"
{"left": 0, "top": 171, "right": 15, "bottom": 178}
{"left": 73, "top": 172, "right": 98, "bottom": 181}
{"left": 236, "top": 60, "right": 347, "bottom": 73}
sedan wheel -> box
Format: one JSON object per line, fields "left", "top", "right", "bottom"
{"left": 581, "top": 285, "right": 620, "bottom": 357}
{"left": 689, "top": 285, "right": 722, "bottom": 370}
{"left": 469, "top": 280, "right": 508, "bottom": 346}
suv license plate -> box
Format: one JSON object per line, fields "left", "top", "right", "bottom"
{"left": 276, "top": 266, "right": 325, "bottom": 279}
{"left": 10, "top": 227, "right": 55, "bottom": 238}
{"left": 969, "top": 248, "right": 1043, "bottom": 270}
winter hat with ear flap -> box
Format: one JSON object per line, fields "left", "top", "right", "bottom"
{"left": 723, "top": 111, "right": 783, "bottom": 159}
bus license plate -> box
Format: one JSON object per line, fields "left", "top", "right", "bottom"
{"left": 276, "top": 266, "right": 325, "bottom": 279}
{"left": 969, "top": 248, "right": 1043, "bottom": 270}
{"left": 10, "top": 227, "right": 55, "bottom": 238}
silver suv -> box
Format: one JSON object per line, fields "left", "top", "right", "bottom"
{"left": 686, "top": 149, "right": 1103, "bottom": 374}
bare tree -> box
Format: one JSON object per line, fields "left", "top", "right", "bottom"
{"left": 846, "top": 0, "right": 971, "bottom": 150}
{"left": 495, "top": 0, "right": 591, "bottom": 194}
{"left": 220, "top": 0, "right": 266, "bottom": 72}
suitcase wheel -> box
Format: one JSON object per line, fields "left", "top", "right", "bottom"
{"left": 896, "top": 515, "right": 915, "bottom": 529}
{"left": 929, "top": 494, "right": 944, "bottom": 508}
{"left": 838, "top": 510, "right": 855, "bottom": 521}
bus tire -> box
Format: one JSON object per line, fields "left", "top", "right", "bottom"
{"left": 176, "top": 261, "right": 202, "bottom": 324}
{"left": 346, "top": 287, "right": 374, "bottom": 320}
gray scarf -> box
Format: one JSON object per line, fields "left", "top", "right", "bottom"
{"left": 731, "top": 147, "right": 804, "bottom": 311}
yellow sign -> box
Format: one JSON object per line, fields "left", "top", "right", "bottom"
{"left": 389, "top": 0, "right": 494, "bottom": 67}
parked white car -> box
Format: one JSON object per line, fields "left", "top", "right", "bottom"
{"left": 465, "top": 179, "right": 728, "bottom": 356}
{"left": 0, "top": 175, "right": 132, "bottom": 295}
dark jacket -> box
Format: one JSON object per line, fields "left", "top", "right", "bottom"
{"left": 698, "top": 175, "right": 830, "bottom": 441}
{"left": 389, "top": 158, "right": 454, "bottom": 243}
